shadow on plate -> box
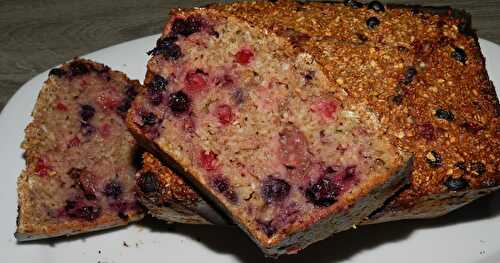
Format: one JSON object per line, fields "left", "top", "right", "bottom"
{"left": 19, "top": 191, "right": 500, "bottom": 263}
{"left": 138, "top": 191, "right": 500, "bottom": 263}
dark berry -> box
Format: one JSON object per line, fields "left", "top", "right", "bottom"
{"left": 392, "top": 94, "right": 403, "bottom": 105}
{"left": 417, "top": 123, "right": 435, "bottom": 140}
{"left": 68, "top": 167, "right": 83, "bottom": 179}
{"left": 64, "top": 200, "right": 77, "bottom": 211}
{"left": 425, "top": 150, "right": 442, "bottom": 168}
{"left": 80, "top": 122, "right": 96, "bottom": 136}
{"left": 171, "top": 16, "right": 203, "bottom": 37}
{"left": 344, "top": 165, "right": 357, "bottom": 178}
{"left": 142, "top": 112, "right": 157, "bottom": 126}
{"left": 402, "top": 67, "right": 417, "bottom": 84}
{"left": 435, "top": 108, "right": 455, "bottom": 121}
{"left": 212, "top": 176, "right": 238, "bottom": 203}
{"left": 444, "top": 177, "right": 469, "bottom": 191}
{"left": 344, "top": 0, "right": 363, "bottom": 8}
{"left": 79, "top": 104, "right": 96, "bottom": 121}
{"left": 69, "top": 61, "right": 90, "bottom": 76}
{"left": 451, "top": 47, "right": 467, "bottom": 63}
{"left": 458, "top": 21, "right": 473, "bottom": 36}
{"left": 366, "top": 17, "right": 380, "bottom": 29}
{"left": 168, "top": 91, "right": 190, "bottom": 113}
{"left": 125, "top": 85, "right": 138, "bottom": 98}
{"left": 306, "top": 177, "right": 340, "bottom": 207}
{"left": 49, "top": 68, "right": 66, "bottom": 77}
{"left": 469, "top": 161, "right": 486, "bottom": 176}
{"left": 138, "top": 172, "right": 159, "bottom": 193}
{"left": 116, "top": 98, "right": 132, "bottom": 115}
{"left": 455, "top": 161, "right": 467, "bottom": 171}
{"left": 460, "top": 122, "right": 484, "bottom": 133}
{"left": 148, "top": 75, "right": 168, "bottom": 105}
{"left": 367, "top": 1, "right": 385, "bottom": 12}
{"left": 104, "top": 181, "right": 122, "bottom": 199}
{"left": 262, "top": 176, "right": 291, "bottom": 203}
{"left": 257, "top": 219, "right": 277, "bottom": 237}
{"left": 147, "top": 36, "right": 182, "bottom": 60}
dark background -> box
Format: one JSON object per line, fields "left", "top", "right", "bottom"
{"left": 1, "top": 0, "right": 499, "bottom": 111}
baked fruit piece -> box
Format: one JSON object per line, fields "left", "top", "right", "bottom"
{"left": 16, "top": 59, "right": 144, "bottom": 241}
{"left": 212, "top": 0, "right": 500, "bottom": 224}
{"left": 137, "top": 152, "right": 227, "bottom": 225}
{"left": 128, "top": 8, "right": 412, "bottom": 256}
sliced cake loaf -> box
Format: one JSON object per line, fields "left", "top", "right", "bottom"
{"left": 128, "top": 8, "right": 412, "bottom": 256}
{"left": 211, "top": 0, "right": 499, "bottom": 224}
{"left": 16, "top": 59, "right": 143, "bottom": 241}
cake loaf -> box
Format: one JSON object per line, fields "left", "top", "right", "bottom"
{"left": 211, "top": 0, "right": 499, "bottom": 224}
{"left": 139, "top": 0, "right": 499, "bottom": 226}
{"left": 128, "top": 7, "right": 412, "bottom": 256}
{"left": 16, "top": 59, "right": 144, "bottom": 241}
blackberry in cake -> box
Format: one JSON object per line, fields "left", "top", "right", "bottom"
{"left": 15, "top": 59, "right": 144, "bottom": 241}
{"left": 128, "top": 8, "right": 412, "bottom": 256}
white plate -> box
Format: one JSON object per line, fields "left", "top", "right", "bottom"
{"left": 1, "top": 35, "right": 499, "bottom": 263}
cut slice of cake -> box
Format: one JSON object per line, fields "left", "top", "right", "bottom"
{"left": 128, "top": 8, "right": 412, "bottom": 256}
{"left": 16, "top": 59, "right": 144, "bottom": 241}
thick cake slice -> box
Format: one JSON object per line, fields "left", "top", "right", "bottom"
{"left": 128, "top": 8, "right": 412, "bottom": 256}
{"left": 16, "top": 59, "right": 143, "bottom": 241}
{"left": 211, "top": 0, "right": 499, "bottom": 224}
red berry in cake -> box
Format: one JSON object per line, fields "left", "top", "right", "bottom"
{"left": 98, "top": 123, "right": 112, "bottom": 138}
{"left": 417, "top": 123, "right": 435, "bottom": 140}
{"left": 168, "top": 91, "right": 191, "bottom": 113}
{"left": 278, "top": 126, "right": 311, "bottom": 173}
{"left": 67, "top": 136, "right": 81, "bottom": 148}
{"left": 35, "top": 158, "right": 50, "bottom": 177}
{"left": 215, "top": 104, "right": 235, "bottom": 125}
{"left": 235, "top": 48, "right": 254, "bottom": 65}
{"left": 185, "top": 70, "right": 208, "bottom": 93}
{"left": 311, "top": 99, "right": 338, "bottom": 120}
{"left": 199, "top": 150, "right": 218, "bottom": 171}
{"left": 306, "top": 177, "right": 340, "bottom": 207}
{"left": 56, "top": 102, "right": 68, "bottom": 111}
{"left": 261, "top": 176, "right": 291, "bottom": 203}
{"left": 460, "top": 122, "right": 484, "bottom": 133}
{"left": 79, "top": 104, "right": 96, "bottom": 121}
{"left": 104, "top": 181, "right": 122, "bottom": 199}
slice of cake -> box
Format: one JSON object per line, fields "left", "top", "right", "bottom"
{"left": 128, "top": 8, "right": 412, "bottom": 256}
{"left": 16, "top": 59, "right": 144, "bottom": 241}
